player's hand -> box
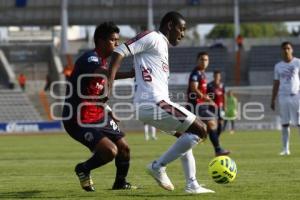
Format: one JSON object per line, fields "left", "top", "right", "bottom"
{"left": 270, "top": 100, "right": 275, "bottom": 111}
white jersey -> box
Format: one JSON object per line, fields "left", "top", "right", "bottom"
{"left": 274, "top": 57, "right": 300, "bottom": 96}
{"left": 114, "top": 31, "right": 170, "bottom": 104}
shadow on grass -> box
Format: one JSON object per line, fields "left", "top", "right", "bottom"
{"left": 0, "top": 190, "right": 42, "bottom": 199}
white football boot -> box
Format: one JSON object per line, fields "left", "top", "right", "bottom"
{"left": 147, "top": 161, "right": 174, "bottom": 191}
{"left": 185, "top": 180, "right": 215, "bottom": 194}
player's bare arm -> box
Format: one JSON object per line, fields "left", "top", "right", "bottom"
{"left": 190, "top": 81, "right": 214, "bottom": 104}
{"left": 115, "top": 68, "right": 135, "bottom": 79}
{"left": 271, "top": 80, "right": 280, "bottom": 111}
{"left": 108, "top": 52, "right": 124, "bottom": 96}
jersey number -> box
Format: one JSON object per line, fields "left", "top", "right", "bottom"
{"left": 110, "top": 120, "right": 119, "bottom": 131}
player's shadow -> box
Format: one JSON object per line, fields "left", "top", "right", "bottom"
{"left": 0, "top": 190, "right": 42, "bottom": 199}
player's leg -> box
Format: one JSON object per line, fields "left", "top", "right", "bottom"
{"left": 230, "top": 120, "right": 235, "bottom": 134}
{"left": 140, "top": 101, "right": 213, "bottom": 192}
{"left": 280, "top": 124, "right": 290, "bottom": 155}
{"left": 198, "top": 107, "right": 230, "bottom": 156}
{"left": 217, "top": 119, "right": 223, "bottom": 136}
{"left": 144, "top": 124, "right": 149, "bottom": 140}
{"left": 223, "top": 120, "right": 227, "bottom": 131}
{"left": 112, "top": 137, "right": 137, "bottom": 189}
{"left": 278, "top": 96, "right": 291, "bottom": 155}
{"left": 63, "top": 119, "right": 121, "bottom": 192}
{"left": 217, "top": 108, "right": 224, "bottom": 136}
{"left": 206, "top": 119, "right": 230, "bottom": 156}
{"left": 75, "top": 137, "right": 118, "bottom": 191}
{"left": 151, "top": 126, "right": 157, "bottom": 140}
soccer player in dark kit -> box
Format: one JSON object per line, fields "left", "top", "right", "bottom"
{"left": 207, "top": 70, "right": 225, "bottom": 136}
{"left": 187, "top": 52, "right": 230, "bottom": 156}
{"left": 62, "top": 22, "right": 136, "bottom": 192}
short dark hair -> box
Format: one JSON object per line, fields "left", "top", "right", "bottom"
{"left": 94, "top": 22, "right": 119, "bottom": 46}
{"left": 197, "top": 51, "right": 209, "bottom": 59}
{"left": 281, "top": 41, "right": 293, "bottom": 49}
{"left": 159, "top": 11, "right": 185, "bottom": 29}
{"left": 213, "top": 70, "right": 221, "bottom": 75}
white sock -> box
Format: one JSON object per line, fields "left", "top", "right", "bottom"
{"left": 282, "top": 126, "right": 290, "bottom": 152}
{"left": 181, "top": 149, "right": 196, "bottom": 185}
{"left": 151, "top": 126, "right": 156, "bottom": 138}
{"left": 144, "top": 124, "right": 149, "bottom": 140}
{"left": 154, "top": 133, "right": 199, "bottom": 167}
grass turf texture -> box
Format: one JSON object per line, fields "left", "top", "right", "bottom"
{"left": 0, "top": 130, "right": 300, "bottom": 200}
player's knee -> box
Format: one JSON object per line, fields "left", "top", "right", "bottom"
{"left": 101, "top": 146, "right": 118, "bottom": 162}
{"left": 187, "top": 118, "right": 208, "bottom": 139}
{"left": 119, "top": 144, "right": 130, "bottom": 160}
{"left": 207, "top": 120, "right": 217, "bottom": 131}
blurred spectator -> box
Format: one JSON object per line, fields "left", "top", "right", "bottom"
{"left": 144, "top": 123, "right": 157, "bottom": 141}
{"left": 223, "top": 90, "right": 238, "bottom": 134}
{"left": 236, "top": 34, "right": 244, "bottom": 49}
{"left": 63, "top": 65, "right": 73, "bottom": 79}
{"left": 18, "top": 73, "right": 26, "bottom": 91}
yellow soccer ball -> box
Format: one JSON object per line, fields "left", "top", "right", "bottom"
{"left": 208, "top": 156, "right": 237, "bottom": 184}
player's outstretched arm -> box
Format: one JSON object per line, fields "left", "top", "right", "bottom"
{"left": 115, "top": 68, "right": 135, "bottom": 80}
{"left": 108, "top": 52, "right": 124, "bottom": 96}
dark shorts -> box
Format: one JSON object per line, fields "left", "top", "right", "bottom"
{"left": 197, "top": 105, "right": 216, "bottom": 121}
{"left": 209, "top": 106, "right": 224, "bottom": 120}
{"left": 63, "top": 116, "right": 124, "bottom": 151}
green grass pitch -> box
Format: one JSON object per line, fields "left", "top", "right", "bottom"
{"left": 1, "top": 130, "right": 300, "bottom": 200}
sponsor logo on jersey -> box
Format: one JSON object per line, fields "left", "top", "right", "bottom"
{"left": 88, "top": 56, "right": 99, "bottom": 63}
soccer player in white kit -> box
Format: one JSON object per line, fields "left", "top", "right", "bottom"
{"left": 271, "top": 41, "right": 300, "bottom": 156}
{"left": 108, "top": 12, "right": 214, "bottom": 194}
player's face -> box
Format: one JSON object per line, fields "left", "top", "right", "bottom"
{"left": 169, "top": 19, "right": 186, "bottom": 46}
{"left": 214, "top": 73, "right": 221, "bottom": 82}
{"left": 103, "top": 32, "right": 120, "bottom": 57}
{"left": 281, "top": 44, "right": 293, "bottom": 61}
{"left": 197, "top": 55, "right": 209, "bottom": 70}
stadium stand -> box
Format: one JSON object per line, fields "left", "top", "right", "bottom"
{"left": 248, "top": 45, "right": 300, "bottom": 85}
{"left": 0, "top": 89, "right": 42, "bottom": 122}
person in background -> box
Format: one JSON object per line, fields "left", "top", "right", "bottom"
{"left": 223, "top": 90, "right": 238, "bottom": 134}
{"left": 207, "top": 70, "right": 225, "bottom": 136}
{"left": 18, "top": 73, "right": 26, "bottom": 91}
{"left": 271, "top": 41, "right": 300, "bottom": 156}
{"left": 236, "top": 34, "right": 244, "bottom": 50}
{"left": 144, "top": 123, "right": 157, "bottom": 141}
{"left": 187, "top": 52, "right": 230, "bottom": 156}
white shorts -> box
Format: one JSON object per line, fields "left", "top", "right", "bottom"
{"left": 135, "top": 100, "right": 196, "bottom": 135}
{"left": 278, "top": 94, "right": 300, "bottom": 125}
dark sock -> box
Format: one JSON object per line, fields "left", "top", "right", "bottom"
{"left": 231, "top": 121, "right": 235, "bottom": 130}
{"left": 114, "top": 156, "right": 130, "bottom": 184}
{"left": 223, "top": 120, "right": 227, "bottom": 131}
{"left": 217, "top": 122, "right": 222, "bottom": 136}
{"left": 80, "top": 152, "right": 107, "bottom": 173}
{"left": 209, "top": 129, "right": 221, "bottom": 152}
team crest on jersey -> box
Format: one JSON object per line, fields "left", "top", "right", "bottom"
{"left": 88, "top": 56, "right": 99, "bottom": 63}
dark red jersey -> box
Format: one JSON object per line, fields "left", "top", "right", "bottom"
{"left": 63, "top": 49, "right": 108, "bottom": 124}
{"left": 207, "top": 81, "right": 225, "bottom": 108}
{"left": 187, "top": 68, "right": 207, "bottom": 105}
